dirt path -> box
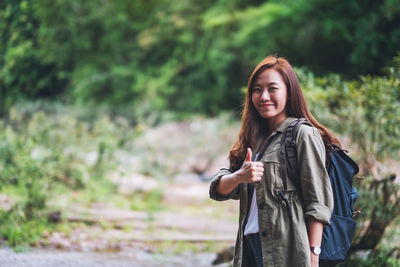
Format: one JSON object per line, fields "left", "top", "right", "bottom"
{"left": 0, "top": 246, "right": 229, "bottom": 267}
{"left": 1, "top": 182, "right": 237, "bottom": 266}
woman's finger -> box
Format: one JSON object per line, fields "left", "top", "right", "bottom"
{"left": 254, "top": 171, "right": 264, "bottom": 177}
{"left": 252, "top": 162, "right": 264, "bottom": 167}
{"left": 251, "top": 177, "right": 262, "bottom": 182}
{"left": 253, "top": 166, "right": 264, "bottom": 172}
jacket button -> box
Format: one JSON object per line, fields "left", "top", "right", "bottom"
{"left": 261, "top": 231, "right": 267, "bottom": 237}
{"left": 258, "top": 203, "right": 264, "bottom": 209}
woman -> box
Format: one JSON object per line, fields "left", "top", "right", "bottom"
{"left": 209, "top": 55, "right": 337, "bottom": 267}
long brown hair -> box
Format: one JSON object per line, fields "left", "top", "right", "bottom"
{"left": 229, "top": 55, "right": 340, "bottom": 171}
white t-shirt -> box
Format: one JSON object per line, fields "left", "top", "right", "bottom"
{"left": 244, "top": 188, "right": 259, "bottom": 235}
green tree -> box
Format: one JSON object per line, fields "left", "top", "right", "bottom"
{"left": 0, "top": 0, "right": 64, "bottom": 108}
{"left": 2, "top": 0, "right": 400, "bottom": 115}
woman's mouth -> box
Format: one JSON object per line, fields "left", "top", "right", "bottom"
{"left": 259, "top": 103, "right": 275, "bottom": 108}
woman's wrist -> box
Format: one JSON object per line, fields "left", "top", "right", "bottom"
{"left": 216, "top": 172, "right": 243, "bottom": 195}
{"left": 225, "top": 171, "right": 243, "bottom": 185}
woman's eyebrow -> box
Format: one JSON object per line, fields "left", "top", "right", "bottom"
{"left": 254, "top": 82, "right": 280, "bottom": 87}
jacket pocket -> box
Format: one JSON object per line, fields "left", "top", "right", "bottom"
{"left": 261, "top": 149, "right": 298, "bottom": 202}
{"left": 260, "top": 149, "right": 280, "bottom": 163}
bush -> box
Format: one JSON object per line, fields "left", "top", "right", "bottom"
{"left": 2, "top": 0, "right": 400, "bottom": 115}
{"left": 299, "top": 55, "right": 400, "bottom": 174}
{"left": 0, "top": 104, "right": 135, "bottom": 246}
{"left": 0, "top": 0, "right": 65, "bottom": 109}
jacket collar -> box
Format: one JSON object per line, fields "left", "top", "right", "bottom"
{"left": 274, "top": 117, "right": 298, "bottom": 133}
{"left": 256, "top": 117, "right": 298, "bottom": 149}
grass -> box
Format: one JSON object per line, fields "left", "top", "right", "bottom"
{"left": 129, "top": 188, "right": 165, "bottom": 213}
{"left": 0, "top": 211, "right": 52, "bottom": 251}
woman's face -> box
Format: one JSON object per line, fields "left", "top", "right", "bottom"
{"left": 251, "top": 68, "right": 288, "bottom": 124}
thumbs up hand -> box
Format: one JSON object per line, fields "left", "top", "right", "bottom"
{"left": 245, "top": 147, "right": 252, "bottom": 162}
{"left": 237, "top": 148, "right": 264, "bottom": 183}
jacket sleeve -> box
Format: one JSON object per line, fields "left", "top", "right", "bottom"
{"left": 296, "top": 125, "right": 334, "bottom": 225}
{"left": 209, "top": 167, "right": 241, "bottom": 201}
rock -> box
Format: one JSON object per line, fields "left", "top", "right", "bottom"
{"left": 47, "top": 211, "right": 62, "bottom": 223}
{"left": 190, "top": 156, "right": 210, "bottom": 175}
{"left": 162, "top": 182, "right": 210, "bottom": 204}
{"left": 48, "top": 232, "right": 71, "bottom": 250}
{"left": 108, "top": 172, "right": 158, "bottom": 193}
{"left": 173, "top": 173, "right": 200, "bottom": 184}
{"left": 204, "top": 155, "right": 230, "bottom": 181}
{"left": 212, "top": 246, "right": 234, "bottom": 265}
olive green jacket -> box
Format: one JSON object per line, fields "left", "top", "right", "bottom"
{"left": 209, "top": 117, "right": 334, "bottom": 267}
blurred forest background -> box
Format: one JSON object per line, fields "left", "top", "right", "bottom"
{"left": 1, "top": 0, "right": 400, "bottom": 266}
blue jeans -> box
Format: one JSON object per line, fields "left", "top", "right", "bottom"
{"left": 246, "top": 233, "right": 263, "bottom": 267}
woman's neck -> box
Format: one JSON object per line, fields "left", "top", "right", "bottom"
{"left": 267, "top": 114, "right": 288, "bottom": 133}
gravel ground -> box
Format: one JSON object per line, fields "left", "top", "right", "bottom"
{"left": 0, "top": 247, "right": 229, "bottom": 267}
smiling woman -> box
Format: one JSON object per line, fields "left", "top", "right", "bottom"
{"left": 251, "top": 68, "right": 288, "bottom": 131}
{"left": 209, "top": 55, "right": 340, "bottom": 267}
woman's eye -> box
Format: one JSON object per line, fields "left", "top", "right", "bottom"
{"left": 253, "top": 88, "right": 261, "bottom": 93}
{"left": 270, "top": 87, "right": 278, "bottom": 90}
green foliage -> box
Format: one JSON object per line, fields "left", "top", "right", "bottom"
{"left": 268, "top": 0, "right": 400, "bottom": 76}
{"left": 0, "top": 102, "right": 240, "bottom": 247}
{"left": 299, "top": 56, "right": 400, "bottom": 174}
{"left": 354, "top": 176, "right": 400, "bottom": 226}
{"left": 2, "top": 0, "right": 399, "bottom": 115}
{"left": 0, "top": 111, "right": 47, "bottom": 219}
{"left": 129, "top": 189, "right": 164, "bottom": 213}
{"left": 0, "top": 104, "right": 136, "bottom": 246}
{"left": 349, "top": 174, "right": 400, "bottom": 255}
{"left": 0, "top": 0, "right": 65, "bottom": 108}
{"left": 341, "top": 247, "right": 400, "bottom": 267}
{"left": 0, "top": 209, "right": 48, "bottom": 248}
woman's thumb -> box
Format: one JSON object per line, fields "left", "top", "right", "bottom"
{"left": 245, "top": 148, "right": 252, "bottom": 162}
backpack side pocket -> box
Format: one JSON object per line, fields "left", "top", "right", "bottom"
{"left": 320, "top": 214, "right": 357, "bottom": 262}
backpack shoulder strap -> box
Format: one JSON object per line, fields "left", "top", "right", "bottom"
{"left": 279, "top": 118, "right": 312, "bottom": 193}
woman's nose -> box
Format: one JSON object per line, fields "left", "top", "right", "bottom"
{"left": 260, "top": 90, "right": 270, "bottom": 100}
